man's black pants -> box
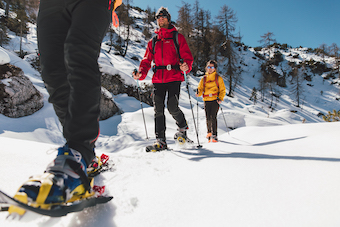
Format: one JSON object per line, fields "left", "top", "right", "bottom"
{"left": 37, "top": 0, "right": 110, "bottom": 165}
{"left": 153, "top": 81, "right": 188, "bottom": 140}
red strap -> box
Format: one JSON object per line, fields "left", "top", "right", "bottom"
{"left": 100, "top": 154, "right": 109, "bottom": 165}
{"left": 215, "top": 74, "right": 219, "bottom": 91}
{"left": 108, "top": 0, "right": 112, "bottom": 10}
{"left": 93, "top": 185, "right": 106, "bottom": 196}
{"left": 203, "top": 93, "right": 218, "bottom": 98}
{"left": 203, "top": 76, "right": 206, "bottom": 95}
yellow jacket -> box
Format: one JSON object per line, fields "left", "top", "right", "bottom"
{"left": 197, "top": 72, "right": 226, "bottom": 101}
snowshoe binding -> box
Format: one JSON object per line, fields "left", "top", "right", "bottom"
{"left": 87, "top": 153, "right": 112, "bottom": 177}
{"left": 145, "top": 139, "right": 167, "bottom": 152}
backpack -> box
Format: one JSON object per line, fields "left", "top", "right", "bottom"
{"left": 151, "top": 31, "right": 181, "bottom": 60}
{"left": 203, "top": 74, "right": 220, "bottom": 98}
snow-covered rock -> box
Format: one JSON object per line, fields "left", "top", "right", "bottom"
{"left": 0, "top": 64, "right": 43, "bottom": 118}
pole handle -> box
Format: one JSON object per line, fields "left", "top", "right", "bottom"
{"left": 180, "top": 59, "right": 188, "bottom": 83}
{"left": 133, "top": 69, "right": 140, "bottom": 89}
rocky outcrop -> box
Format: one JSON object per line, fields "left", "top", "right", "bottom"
{"left": 0, "top": 64, "right": 124, "bottom": 120}
{"left": 101, "top": 73, "right": 153, "bottom": 106}
{"left": 100, "top": 87, "right": 121, "bottom": 120}
{"left": 0, "top": 64, "right": 44, "bottom": 118}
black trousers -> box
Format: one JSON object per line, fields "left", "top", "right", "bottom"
{"left": 204, "top": 100, "right": 219, "bottom": 136}
{"left": 37, "top": 0, "right": 110, "bottom": 165}
{"left": 153, "top": 81, "right": 187, "bottom": 140}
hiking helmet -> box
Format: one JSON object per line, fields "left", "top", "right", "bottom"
{"left": 155, "top": 7, "right": 171, "bottom": 22}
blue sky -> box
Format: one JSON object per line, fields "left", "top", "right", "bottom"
{"left": 131, "top": 0, "right": 339, "bottom": 49}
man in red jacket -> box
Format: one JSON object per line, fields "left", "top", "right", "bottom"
{"left": 133, "top": 7, "right": 194, "bottom": 152}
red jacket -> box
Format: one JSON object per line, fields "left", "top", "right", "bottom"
{"left": 139, "top": 25, "right": 193, "bottom": 83}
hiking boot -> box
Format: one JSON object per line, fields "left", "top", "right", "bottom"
{"left": 209, "top": 135, "right": 218, "bottom": 143}
{"left": 15, "top": 145, "right": 90, "bottom": 207}
{"left": 146, "top": 138, "right": 168, "bottom": 152}
{"left": 174, "top": 127, "right": 194, "bottom": 145}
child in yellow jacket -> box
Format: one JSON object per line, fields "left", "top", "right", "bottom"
{"left": 196, "top": 60, "right": 226, "bottom": 142}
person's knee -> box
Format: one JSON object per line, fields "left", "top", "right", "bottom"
{"left": 167, "top": 96, "right": 179, "bottom": 114}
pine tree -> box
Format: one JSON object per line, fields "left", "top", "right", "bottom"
{"left": 329, "top": 43, "right": 340, "bottom": 78}
{"left": 201, "top": 10, "right": 212, "bottom": 68}
{"left": 290, "top": 64, "right": 304, "bottom": 107}
{"left": 210, "top": 25, "right": 224, "bottom": 61}
{"left": 116, "top": 0, "right": 135, "bottom": 57}
{"left": 190, "top": 1, "right": 211, "bottom": 73}
{"left": 317, "top": 43, "right": 328, "bottom": 63}
{"left": 259, "top": 32, "right": 276, "bottom": 58}
{"left": 217, "top": 5, "right": 240, "bottom": 97}
{"left": 191, "top": 1, "right": 204, "bottom": 72}
{"left": 259, "top": 73, "right": 268, "bottom": 102}
{"left": 176, "top": 2, "right": 193, "bottom": 42}
{"left": 249, "top": 87, "right": 258, "bottom": 105}
{"left": 259, "top": 32, "right": 276, "bottom": 48}
{"left": 216, "top": 5, "right": 237, "bottom": 41}
{"left": 142, "top": 6, "right": 154, "bottom": 40}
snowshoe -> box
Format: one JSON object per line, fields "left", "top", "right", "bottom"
{"left": 174, "top": 131, "right": 194, "bottom": 145}
{"left": 7, "top": 145, "right": 108, "bottom": 216}
{"left": 2, "top": 185, "right": 112, "bottom": 217}
{"left": 145, "top": 139, "right": 167, "bottom": 152}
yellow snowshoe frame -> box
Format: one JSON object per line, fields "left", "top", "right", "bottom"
{"left": 8, "top": 173, "right": 95, "bottom": 216}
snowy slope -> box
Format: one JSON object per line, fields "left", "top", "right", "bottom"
{"left": 1, "top": 5, "right": 340, "bottom": 227}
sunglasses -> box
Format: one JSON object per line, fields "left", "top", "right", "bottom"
{"left": 156, "top": 15, "right": 167, "bottom": 19}
{"left": 207, "top": 66, "right": 215, "bottom": 69}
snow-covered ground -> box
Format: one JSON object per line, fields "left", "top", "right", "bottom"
{"left": 1, "top": 6, "right": 340, "bottom": 227}
{"left": 1, "top": 109, "right": 340, "bottom": 227}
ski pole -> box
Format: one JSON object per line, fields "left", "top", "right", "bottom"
{"left": 196, "top": 89, "right": 199, "bottom": 139}
{"left": 133, "top": 69, "right": 149, "bottom": 140}
{"left": 181, "top": 60, "right": 202, "bottom": 148}
{"left": 218, "top": 103, "right": 230, "bottom": 135}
